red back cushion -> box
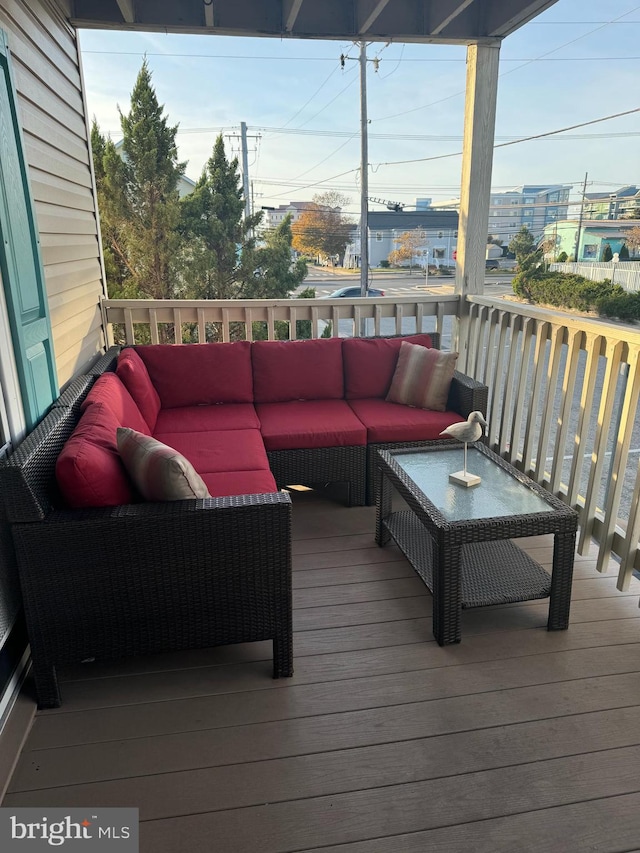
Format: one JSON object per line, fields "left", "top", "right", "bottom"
{"left": 342, "top": 334, "right": 434, "bottom": 399}
{"left": 81, "top": 373, "right": 150, "bottom": 435}
{"left": 116, "top": 348, "right": 161, "bottom": 430}
{"left": 135, "top": 342, "right": 254, "bottom": 407}
{"left": 252, "top": 338, "right": 344, "bottom": 403}
{"left": 56, "top": 402, "right": 135, "bottom": 508}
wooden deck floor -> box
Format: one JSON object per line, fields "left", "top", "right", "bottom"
{"left": 4, "top": 487, "right": 640, "bottom": 852}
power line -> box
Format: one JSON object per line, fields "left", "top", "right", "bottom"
{"left": 372, "top": 6, "right": 640, "bottom": 123}
{"left": 372, "top": 107, "right": 640, "bottom": 169}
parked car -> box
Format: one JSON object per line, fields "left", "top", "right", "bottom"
{"left": 323, "top": 286, "right": 386, "bottom": 298}
{"left": 485, "top": 258, "right": 500, "bottom": 270}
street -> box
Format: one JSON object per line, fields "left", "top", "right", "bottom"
{"left": 300, "top": 267, "right": 515, "bottom": 298}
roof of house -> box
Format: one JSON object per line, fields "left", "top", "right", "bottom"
{"left": 368, "top": 210, "right": 459, "bottom": 230}
{"left": 585, "top": 185, "right": 639, "bottom": 201}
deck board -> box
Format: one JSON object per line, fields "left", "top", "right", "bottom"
{"left": 3, "top": 488, "right": 640, "bottom": 852}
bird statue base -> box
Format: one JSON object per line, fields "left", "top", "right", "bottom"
{"left": 449, "top": 470, "right": 481, "bottom": 488}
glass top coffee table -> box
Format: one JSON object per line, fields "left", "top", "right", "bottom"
{"left": 375, "top": 442, "right": 578, "bottom": 646}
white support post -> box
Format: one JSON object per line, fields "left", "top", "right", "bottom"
{"left": 455, "top": 42, "right": 500, "bottom": 369}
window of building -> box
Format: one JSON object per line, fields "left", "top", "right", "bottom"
{"left": 524, "top": 208, "right": 534, "bottom": 216}
{"left": 376, "top": 232, "right": 383, "bottom": 241}
{"left": 420, "top": 231, "right": 426, "bottom": 239}
{"left": 433, "top": 248, "right": 445, "bottom": 259}
{"left": 583, "top": 244, "right": 597, "bottom": 258}
{"left": 524, "top": 197, "right": 534, "bottom": 204}
{"left": 437, "top": 231, "right": 443, "bottom": 238}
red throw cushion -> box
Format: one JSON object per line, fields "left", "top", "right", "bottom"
{"left": 135, "top": 342, "right": 254, "bottom": 407}
{"left": 386, "top": 342, "right": 458, "bottom": 412}
{"left": 116, "top": 348, "right": 161, "bottom": 431}
{"left": 256, "top": 400, "right": 367, "bottom": 451}
{"left": 151, "top": 428, "right": 270, "bottom": 474}
{"left": 347, "top": 398, "right": 464, "bottom": 443}
{"left": 56, "top": 402, "right": 135, "bottom": 507}
{"left": 201, "top": 469, "right": 278, "bottom": 498}
{"left": 343, "top": 334, "right": 434, "bottom": 399}
{"left": 81, "top": 373, "right": 150, "bottom": 435}
{"left": 252, "top": 338, "right": 344, "bottom": 403}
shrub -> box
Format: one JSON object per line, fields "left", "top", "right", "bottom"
{"left": 512, "top": 268, "right": 627, "bottom": 314}
{"left": 596, "top": 291, "right": 640, "bottom": 322}
{"left": 379, "top": 259, "right": 390, "bottom": 268}
{"left": 557, "top": 251, "right": 568, "bottom": 263}
{"left": 602, "top": 244, "right": 613, "bottom": 262}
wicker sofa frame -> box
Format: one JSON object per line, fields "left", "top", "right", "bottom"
{"left": 0, "top": 359, "right": 293, "bottom": 708}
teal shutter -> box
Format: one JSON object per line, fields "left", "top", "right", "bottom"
{"left": 0, "top": 30, "right": 58, "bottom": 431}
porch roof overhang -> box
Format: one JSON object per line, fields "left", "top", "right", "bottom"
{"left": 56, "top": 0, "right": 559, "bottom": 44}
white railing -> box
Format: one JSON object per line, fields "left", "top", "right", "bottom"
{"left": 550, "top": 262, "right": 640, "bottom": 292}
{"left": 463, "top": 295, "right": 640, "bottom": 589}
{"left": 102, "top": 294, "right": 460, "bottom": 344}
{"left": 102, "top": 293, "right": 640, "bottom": 592}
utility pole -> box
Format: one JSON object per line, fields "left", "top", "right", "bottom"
{"left": 359, "top": 41, "right": 369, "bottom": 296}
{"left": 240, "top": 121, "right": 251, "bottom": 220}
{"left": 226, "top": 123, "right": 261, "bottom": 220}
{"left": 574, "top": 172, "right": 588, "bottom": 263}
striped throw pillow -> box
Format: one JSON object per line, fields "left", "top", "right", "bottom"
{"left": 386, "top": 341, "right": 458, "bottom": 411}
{"left": 117, "top": 428, "right": 210, "bottom": 501}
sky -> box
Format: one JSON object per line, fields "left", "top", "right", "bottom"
{"left": 79, "top": 0, "right": 640, "bottom": 217}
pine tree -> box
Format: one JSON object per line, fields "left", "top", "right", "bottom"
{"left": 180, "top": 135, "right": 261, "bottom": 299}
{"left": 508, "top": 226, "right": 537, "bottom": 263}
{"left": 92, "top": 61, "right": 185, "bottom": 299}
{"left": 247, "top": 215, "right": 307, "bottom": 298}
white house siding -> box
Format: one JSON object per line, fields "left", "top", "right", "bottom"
{"left": 0, "top": 0, "right": 105, "bottom": 387}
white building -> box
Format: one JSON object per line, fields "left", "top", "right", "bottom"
{"left": 344, "top": 210, "right": 459, "bottom": 269}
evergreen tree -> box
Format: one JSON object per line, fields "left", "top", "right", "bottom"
{"left": 180, "top": 135, "right": 261, "bottom": 299}
{"left": 508, "top": 226, "right": 537, "bottom": 263}
{"left": 619, "top": 243, "right": 630, "bottom": 260}
{"left": 247, "top": 215, "right": 307, "bottom": 298}
{"left": 602, "top": 243, "right": 613, "bottom": 261}
{"left": 92, "top": 61, "right": 185, "bottom": 299}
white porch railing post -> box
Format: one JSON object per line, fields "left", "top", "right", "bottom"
{"left": 454, "top": 41, "right": 500, "bottom": 370}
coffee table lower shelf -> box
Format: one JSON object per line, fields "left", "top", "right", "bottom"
{"left": 384, "top": 510, "right": 552, "bottom": 608}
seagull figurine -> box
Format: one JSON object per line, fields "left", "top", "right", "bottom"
{"left": 440, "top": 411, "right": 487, "bottom": 486}
{"left": 440, "top": 411, "right": 487, "bottom": 443}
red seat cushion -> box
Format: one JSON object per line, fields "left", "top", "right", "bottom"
{"left": 56, "top": 402, "right": 135, "bottom": 507}
{"left": 343, "top": 334, "right": 434, "bottom": 400}
{"left": 151, "top": 428, "right": 270, "bottom": 474}
{"left": 256, "top": 400, "right": 367, "bottom": 451}
{"left": 201, "top": 469, "right": 278, "bottom": 498}
{"left": 116, "top": 348, "right": 161, "bottom": 431}
{"left": 135, "top": 342, "right": 253, "bottom": 407}
{"left": 81, "top": 373, "right": 150, "bottom": 435}
{"left": 154, "top": 404, "right": 260, "bottom": 434}
{"left": 252, "top": 338, "right": 344, "bottom": 403}
{"left": 347, "top": 398, "right": 464, "bottom": 443}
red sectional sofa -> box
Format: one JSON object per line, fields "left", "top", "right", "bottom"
{"left": 0, "top": 334, "right": 487, "bottom": 708}
{"left": 57, "top": 333, "right": 487, "bottom": 511}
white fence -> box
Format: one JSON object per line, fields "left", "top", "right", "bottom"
{"left": 463, "top": 295, "right": 640, "bottom": 589}
{"left": 550, "top": 262, "right": 640, "bottom": 292}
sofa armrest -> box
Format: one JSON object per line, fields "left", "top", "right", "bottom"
{"left": 13, "top": 490, "right": 293, "bottom": 706}
{"left": 447, "top": 370, "right": 488, "bottom": 419}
